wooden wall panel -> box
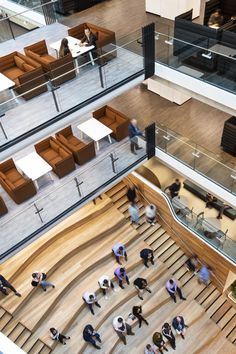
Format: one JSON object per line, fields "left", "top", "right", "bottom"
{"left": 124, "top": 174, "right": 236, "bottom": 291}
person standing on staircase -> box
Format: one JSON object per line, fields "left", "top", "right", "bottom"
{"left": 128, "top": 119, "right": 143, "bottom": 155}
{"left": 112, "top": 243, "right": 128, "bottom": 264}
{"left": 114, "top": 267, "right": 130, "bottom": 289}
{"left": 128, "top": 202, "right": 140, "bottom": 225}
{"left": 145, "top": 204, "right": 157, "bottom": 226}
{"left": 0, "top": 274, "right": 21, "bottom": 297}
{"left": 113, "top": 315, "right": 135, "bottom": 345}
{"left": 82, "top": 291, "right": 101, "bottom": 315}
{"left": 165, "top": 278, "right": 186, "bottom": 303}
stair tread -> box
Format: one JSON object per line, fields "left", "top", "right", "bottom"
{"left": 227, "top": 324, "right": 236, "bottom": 343}
{"left": 157, "top": 243, "right": 180, "bottom": 262}
{"left": 211, "top": 300, "right": 232, "bottom": 322}
{"left": 0, "top": 312, "right": 12, "bottom": 331}
{"left": 151, "top": 233, "right": 170, "bottom": 250}
{"left": 8, "top": 323, "right": 25, "bottom": 342}
{"left": 195, "top": 283, "right": 216, "bottom": 304}
{"left": 14, "top": 328, "right": 32, "bottom": 347}
{"left": 162, "top": 249, "right": 185, "bottom": 267}
{"left": 155, "top": 238, "right": 175, "bottom": 257}
{"left": 206, "top": 296, "right": 228, "bottom": 318}
{"left": 0, "top": 307, "right": 6, "bottom": 318}
{"left": 28, "top": 340, "right": 45, "bottom": 354}
{"left": 217, "top": 308, "right": 236, "bottom": 330}
{"left": 201, "top": 289, "right": 222, "bottom": 310}
{"left": 168, "top": 254, "right": 188, "bottom": 274}
{"left": 106, "top": 182, "right": 126, "bottom": 197}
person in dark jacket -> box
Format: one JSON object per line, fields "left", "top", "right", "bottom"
{"left": 162, "top": 322, "right": 176, "bottom": 350}
{"left": 83, "top": 324, "right": 101, "bottom": 349}
{"left": 164, "top": 179, "right": 181, "bottom": 199}
{"left": 126, "top": 185, "right": 136, "bottom": 203}
{"left": 0, "top": 274, "right": 21, "bottom": 297}
{"left": 133, "top": 277, "right": 151, "bottom": 300}
{"left": 152, "top": 332, "right": 168, "bottom": 353}
{"left": 132, "top": 305, "right": 148, "bottom": 328}
{"left": 140, "top": 248, "right": 154, "bottom": 268}
{"left": 172, "top": 316, "right": 188, "bottom": 339}
{"left": 80, "top": 26, "right": 97, "bottom": 48}
{"left": 128, "top": 119, "right": 143, "bottom": 154}
{"left": 50, "top": 328, "right": 70, "bottom": 345}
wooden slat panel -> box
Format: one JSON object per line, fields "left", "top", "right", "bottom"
{"left": 155, "top": 238, "right": 175, "bottom": 257}
{"left": 151, "top": 232, "right": 170, "bottom": 250}
{"left": 201, "top": 289, "right": 221, "bottom": 310}
{"left": 158, "top": 243, "right": 180, "bottom": 262}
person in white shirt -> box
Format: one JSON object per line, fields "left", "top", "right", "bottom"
{"left": 112, "top": 243, "right": 128, "bottom": 264}
{"left": 98, "top": 275, "right": 116, "bottom": 300}
{"left": 82, "top": 291, "right": 101, "bottom": 315}
{"left": 145, "top": 204, "right": 157, "bottom": 225}
{"left": 113, "top": 316, "right": 135, "bottom": 345}
{"left": 144, "top": 344, "right": 157, "bottom": 354}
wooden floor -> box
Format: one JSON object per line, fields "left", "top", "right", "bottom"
{"left": 108, "top": 84, "right": 235, "bottom": 166}
{"left": 0, "top": 180, "right": 235, "bottom": 353}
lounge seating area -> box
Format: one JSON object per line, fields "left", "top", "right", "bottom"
{"left": 0, "top": 22, "right": 116, "bottom": 104}
{"left": 93, "top": 105, "right": 129, "bottom": 141}
{"left": 0, "top": 158, "right": 37, "bottom": 204}
{"left": 0, "top": 106, "right": 130, "bottom": 211}
{"left": 183, "top": 179, "right": 236, "bottom": 220}
{"left": 0, "top": 51, "right": 47, "bottom": 100}
{"left": 55, "top": 126, "right": 96, "bottom": 165}
{"left": 173, "top": 8, "right": 236, "bottom": 73}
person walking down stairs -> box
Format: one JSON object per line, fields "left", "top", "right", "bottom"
{"left": 128, "top": 202, "right": 140, "bottom": 225}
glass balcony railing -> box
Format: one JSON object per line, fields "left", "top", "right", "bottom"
{"left": 0, "top": 32, "right": 144, "bottom": 149}
{"left": 155, "top": 123, "right": 236, "bottom": 195}
{"left": 154, "top": 23, "right": 236, "bottom": 95}
{"left": 0, "top": 138, "right": 147, "bottom": 260}
{"left": 165, "top": 193, "right": 236, "bottom": 264}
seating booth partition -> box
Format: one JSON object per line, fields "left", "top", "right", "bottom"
{"left": 204, "top": 0, "right": 236, "bottom": 25}
{"left": 174, "top": 10, "right": 221, "bottom": 71}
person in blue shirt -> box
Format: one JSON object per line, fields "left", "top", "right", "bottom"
{"left": 128, "top": 119, "right": 143, "bottom": 154}
{"left": 112, "top": 243, "right": 128, "bottom": 264}
{"left": 198, "top": 265, "right": 212, "bottom": 285}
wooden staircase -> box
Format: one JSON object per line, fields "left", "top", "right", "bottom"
{"left": 0, "top": 181, "right": 235, "bottom": 353}
{"left": 0, "top": 306, "right": 51, "bottom": 353}
{"left": 106, "top": 180, "right": 236, "bottom": 349}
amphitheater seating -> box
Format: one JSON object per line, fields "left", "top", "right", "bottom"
{"left": 0, "top": 180, "right": 235, "bottom": 354}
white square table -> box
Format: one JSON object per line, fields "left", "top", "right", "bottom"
{"left": 49, "top": 36, "right": 95, "bottom": 73}
{"left": 0, "top": 73, "right": 19, "bottom": 103}
{"left": 15, "top": 152, "right": 53, "bottom": 190}
{"left": 77, "top": 118, "right": 113, "bottom": 150}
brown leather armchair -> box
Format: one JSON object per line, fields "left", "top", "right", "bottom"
{"left": 55, "top": 126, "right": 96, "bottom": 165}
{"left": 0, "top": 51, "right": 47, "bottom": 100}
{"left": 0, "top": 159, "right": 37, "bottom": 204}
{"left": 24, "top": 40, "right": 76, "bottom": 86}
{"left": 68, "top": 22, "right": 116, "bottom": 59}
{"left": 93, "top": 105, "right": 129, "bottom": 141}
{"left": 0, "top": 196, "right": 8, "bottom": 216}
{"left": 34, "top": 137, "right": 76, "bottom": 178}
